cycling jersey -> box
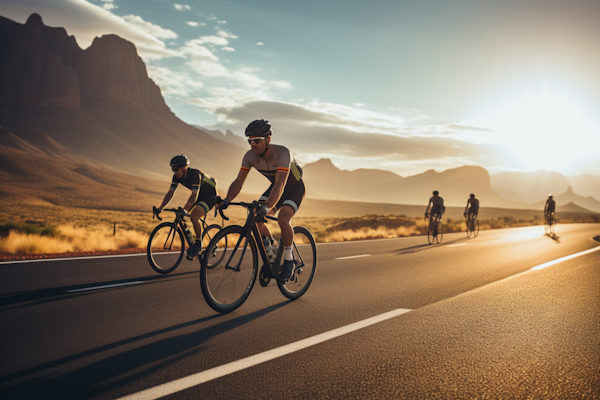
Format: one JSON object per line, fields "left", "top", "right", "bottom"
{"left": 544, "top": 199, "right": 556, "bottom": 213}
{"left": 466, "top": 198, "right": 479, "bottom": 214}
{"left": 170, "top": 168, "right": 217, "bottom": 212}
{"left": 240, "top": 144, "right": 303, "bottom": 189}
{"left": 429, "top": 196, "right": 445, "bottom": 215}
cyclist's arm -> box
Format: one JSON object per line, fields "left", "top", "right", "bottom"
{"left": 425, "top": 200, "right": 431, "bottom": 215}
{"left": 464, "top": 200, "right": 469, "bottom": 214}
{"left": 266, "top": 169, "right": 288, "bottom": 209}
{"left": 225, "top": 169, "right": 249, "bottom": 202}
{"left": 183, "top": 193, "right": 197, "bottom": 213}
{"left": 158, "top": 189, "right": 175, "bottom": 210}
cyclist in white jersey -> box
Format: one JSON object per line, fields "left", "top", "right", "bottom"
{"left": 219, "top": 120, "right": 305, "bottom": 281}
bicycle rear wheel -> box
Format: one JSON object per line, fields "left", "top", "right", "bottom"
{"left": 147, "top": 222, "right": 185, "bottom": 274}
{"left": 474, "top": 220, "right": 479, "bottom": 237}
{"left": 277, "top": 226, "right": 318, "bottom": 300}
{"left": 200, "top": 226, "right": 258, "bottom": 313}
{"left": 436, "top": 220, "right": 444, "bottom": 244}
{"left": 201, "top": 224, "right": 226, "bottom": 268}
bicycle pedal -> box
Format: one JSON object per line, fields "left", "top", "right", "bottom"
{"left": 186, "top": 254, "right": 197, "bottom": 261}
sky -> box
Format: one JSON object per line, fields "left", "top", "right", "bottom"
{"left": 1, "top": 0, "right": 599, "bottom": 177}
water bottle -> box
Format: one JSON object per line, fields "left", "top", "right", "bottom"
{"left": 262, "top": 236, "right": 274, "bottom": 262}
{"left": 183, "top": 224, "right": 194, "bottom": 245}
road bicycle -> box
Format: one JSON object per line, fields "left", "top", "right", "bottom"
{"left": 147, "top": 207, "right": 224, "bottom": 274}
{"left": 544, "top": 211, "right": 556, "bottom": 235}
{"left": 426, "top": 213, "right": 443, "bottom": 244}
{"left": 465, "top": 213, "right": 479, "bottom": 238}
{"left": 200, "top": 200, "right": 317, "bottom": 314}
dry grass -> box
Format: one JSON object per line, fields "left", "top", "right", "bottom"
{"left": 0, "top": 224, "right": 148, "bottom": 255}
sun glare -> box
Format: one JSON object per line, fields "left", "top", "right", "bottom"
{"left": 485, "top": 88, "right": 598, "bottom": 172}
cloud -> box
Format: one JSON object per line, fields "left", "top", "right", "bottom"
{"left": 256, "top": 42, "right": 264, "bottom": 46}
{"left": 222, "top": 46, "right": 235, "bottom": 52}
{"left": 122, "top": 15, "right": 178, "bottom": 40}
{"left": 147, "top": 66, "right": 203, "bottom": 97}
{"left": 174, "top": 4, "right": 191, "bottom": 11}
{"left": 204, "top": 100, "right": 506, "bottom": 173}
{"left": 190, "top": 35, "right": 229, "bottom": 46}
{"left": 186, "top": 21, "right": 199, "bottom": 27}
{"left": 215, "top": 29, "right": 238, "bottom": 39}
{"left": 0, "top": 0, "right": 180, "bottom": 60}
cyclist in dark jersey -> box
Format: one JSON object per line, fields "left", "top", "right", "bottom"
{"left": 154, "top": 154, "right": 218, "bottom": 258}
{"left": 544, "top": 194, "right": 556, "bottom": 215}
{"left": 219, "top": 119, "right": 305, "bottom": 281}
{"left": 464, "top": 193, "right": 479, "bottom": 218}
{"left": 425, "top": 190, "right": 445, "bottom": 236}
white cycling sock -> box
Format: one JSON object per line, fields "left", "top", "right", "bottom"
{"left": 284, "top": 246, "right": 293, "bottom": 261}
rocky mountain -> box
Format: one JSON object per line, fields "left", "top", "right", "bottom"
{"left": 0, "top": 14, "right": 273, "bottom": 194}
{"left": 567, "top": 173, "right": 600, "bottom": 201}
{"left": 302, "top": 159, "right": 530, "bottom": 208}
{"left": 490, "top": 170, "right": 570, "bottom": 204}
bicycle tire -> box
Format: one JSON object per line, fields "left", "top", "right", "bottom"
{"left": 550, "top": 218, "right": 556, "bottom": 235}
{"left": 200, "top": 225, "right": 258, "bottom": 313}
{"left": 427, "top": 219, "right": 435, "bottom": 244}
{"left": 147, "top": 222, "right": 185, "bottom": 274}
{"left": 466, "top": 217, "right": 472, "bottom": 238}
{"left": 277, "top": 226, "right": 318, "bottom": 300}
{"left": 436, "top": 220, "right": 444, "bottom": 244}
{"left": 201, "top": 224, "right": 226, "bottom": 268}
{"left": 474, "top": 220, "right": 479, "bottom": 237}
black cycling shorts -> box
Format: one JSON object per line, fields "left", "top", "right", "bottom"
{"left": 194, "top": 188, "right": 217, "bottom": 214}
{"left": 259, "top": 180, "right": 305, "bottom": 214}
{"left": 467, "top": 207, "right": 478, "bottom": 215}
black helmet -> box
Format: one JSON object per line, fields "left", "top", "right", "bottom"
{"left": 170, "top": 154, "right": 189, "bottom": 168}
{"left": 433, "top": 190, "right": 439, "bottom": 195}
{"left": 245, "top": 119, "right": 272, "bottom": 137}
{"left": 470, "top": 193, "right": 476, "bottom": 198}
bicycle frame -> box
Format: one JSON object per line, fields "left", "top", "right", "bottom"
{"left": 156, "top": 207, "right": 210, "bottom": 246}
{"left": 219, "top": 201, "right": 280, "bottom": 278}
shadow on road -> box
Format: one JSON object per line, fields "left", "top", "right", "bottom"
{"left": 394, "top": 236, "right": 470, "bottom": 254}
{"left": 0, "top": 271, "right": 196, "bottom": 310}
{"left": 0, "top": 300, "right": 291, "bottom": 399}
{"left": 545, "top": 233, "right": 561, "bottom": 243}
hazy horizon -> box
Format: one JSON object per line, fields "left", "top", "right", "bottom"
{"left": 1, "top": 0, "right": 599, "bottom": 178}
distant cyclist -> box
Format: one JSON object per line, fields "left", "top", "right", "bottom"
{"left": 544, "top": 194, "right": 556, "bottom": 216}
{"left": 464, "top": 193, "right": 479, "bottom": 219}
{"left": 218, "top": 119, "right": 305, "bottom": 281}
{"left": 425, "top": 190, "right": 445, "bottom": 231}
{"left": 154, "top": 155, "right": 218, "bottom": 258}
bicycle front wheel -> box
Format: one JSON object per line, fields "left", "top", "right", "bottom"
{"left": 278, "top": 226, "right": 318, "bottom": 300}
{"left": 436, "top": 220, "right": 444, "bottom": 244}
{"left": 427, "top": 219, "right": 435, "bottom": 244}
{"left": 200, "top": 226, "right": 258, "bottom": 313}
{"left": 201, "top": 224, "right": 226, "bottom": 268}
{"left": 474, "top": 220, "right": 479, "bottom": 237}
{"left": 466, "top": 218, "right": 472, "bottom": 238}
{"left": 147, "top": 222, "right": 185, "bottom": 274}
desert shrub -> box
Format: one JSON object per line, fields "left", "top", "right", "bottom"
{"left": 0, "top": 221, "right": 58, "bottom": 237}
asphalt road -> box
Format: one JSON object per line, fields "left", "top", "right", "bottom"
{"left": 1, "top": 223, "right": 599, "bottom": 399}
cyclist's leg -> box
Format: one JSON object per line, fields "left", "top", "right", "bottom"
{"left": 257, "top": 185, "right": 275, "bottom": 240}
{"left": 275, "top": 182, "right": 304, "bottom": 280}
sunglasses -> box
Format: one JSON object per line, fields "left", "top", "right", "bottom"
{"left": 171, "top": 167, "right": 180, "bottom": 172}
{"left": 247, "top": 137, "right": 265, "bottom": 145}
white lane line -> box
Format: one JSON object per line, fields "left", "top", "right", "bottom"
{"left": 66, "top": 281, "right": 144, "bottom": 293}
{"left": 0, "top": 252, "right": 148, "bottom": 265}
{"left": 531, "top": 246, "right": 600, "bottom": 270}
{"left": 336, "top": 254, "right": 371, "bottom": 260}
{"left": 447, "top": 244, "right": 467, "bottom": 247}
{"left": 117, "top": 308, "right": 412, "bottom": 400}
